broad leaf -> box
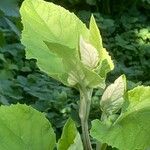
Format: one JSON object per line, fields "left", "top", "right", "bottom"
{"left": 57, "top": 118, "right": 83, "bottom": 150}
{"left": 20, "top": 0, "right": 113, "bottom": 88}
{"left": 0, "top": 104, "right": 56, "bottom": 150}
{"left": 20, "top": 0, "right": 89, "bottom": 84}
{"left": 91, "top": 86, "right": 150, "bottom": 150}
{"left": 100, "top": 75, "right": 126, "bottom": 115}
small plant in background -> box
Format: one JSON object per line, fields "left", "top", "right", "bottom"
{"left": 0, "top": 0, "right": 149, "bottom": 150}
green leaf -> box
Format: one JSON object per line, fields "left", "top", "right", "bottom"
{"left": 57, "top": 118, "right": 83, "bottom": 150}
{"left": 89, "top": 15, "right": 114, "bottom": 78}
{"left": 45, "top": 42, "right": 104, "bottom": 88}
{"left": 100, "top": 75, "right": 126, "bottom": 115}
{"left": 20, "top": 0, "right": 113, "bottom": 88}
{"left": 44, "top": 42, "right": 78, "bottom": 86}
{"left": 45, "top": 41, "right": 104, "bottom": 88}
{"left": 91, "top": 86, "right": 150, "bottom": 150}
{"left": 20, "top": 0, "right": 88, "bottom": 84}
{"left": 0, "top": 104, "right": 56, "bottom": 150}
{"left": 4, "top": 17, "right": 21, "bottom": 37}
{"left": 89, "top": 15, "right": 103, "bottom": 51}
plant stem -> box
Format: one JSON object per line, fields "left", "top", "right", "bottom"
{"left": 79, "top": 86, "right": 93, "bottom": 150}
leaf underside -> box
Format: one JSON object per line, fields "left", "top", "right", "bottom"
{"left": 100, "top": 75, "right": 126, "bottom": 115}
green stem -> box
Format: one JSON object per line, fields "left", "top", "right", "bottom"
{"left": 79, "top": 86, "right": 93, "bottom": 150}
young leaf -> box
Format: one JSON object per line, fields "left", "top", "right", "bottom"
{"left": 89, "top": 15, "right": 114, "bottom": 78}
{"left": 91, "top": 86, "right": 150, "bottom": 150}
{"left": 100, "top": 75, "right": 126, "bottom": 115}
{"left": 79, "top": 36, "right": 99, "bottom": 69}
{"left": 89, "top": 15, "right": 103, "bottom": 51}
{"left": 0, "top": 104, "right": 56, "bottom": 150}
{"left": 57, "top": 118, "right": 83, "bottom": 150}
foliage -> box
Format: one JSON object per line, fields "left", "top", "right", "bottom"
{"left": 0, "top": 104, "right": 56, "bottom": 150}
{"left": 0, "top": 104, "right": 84, "bottom": 150}
{"left": 0, "top": 0, "right": 80, "bottom": 133}
{"left": 20, "top": 0, "right": 114, "bottom": 89}
{"left": 54, "top": 0, "right": 150, "bottom": 84}
{"left": 91, "top": 86, "right": 150, "bottom": 150}
{"left": 20, "top": 1, "right": 115, "bottom": 149}
{"left": 0, "top": 0, "right": 149, "bottom": 108}
{"left": 95, "top": 9, "right": 150, "bottom": 83}
{"left": 57, "top": 118, "right": 83, "bottom": 150}
{"left": 20, "top": 0, "right": 150, "bottom": 150}
{"left": 0, "top": 0, "right": 149, "bottom": 149}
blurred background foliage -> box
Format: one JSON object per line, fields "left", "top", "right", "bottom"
{"left": 0, "top": 0, "right": 150, "bottom": 144}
